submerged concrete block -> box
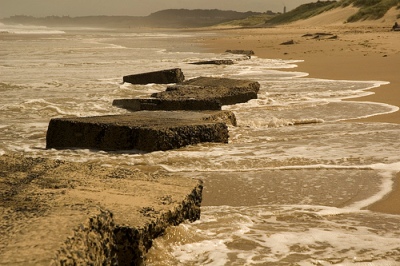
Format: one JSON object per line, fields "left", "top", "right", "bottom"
{"left": 46, "top": 111, "right": 234, "bottom": 152}
{"left": 123, "top": 68, "right": 185, "bottom": 85}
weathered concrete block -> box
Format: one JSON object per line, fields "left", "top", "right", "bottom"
{"left": 160, "top": 85, "right": 258, "bottom": 106}
{"left": 164, "top": 76, "right": 260, "bottom": 105}
{"left": 280, "top": 39, "right": 295, "bottom": 45}
{"left": 190, "top": 59, "right": 234, "bottom": 65}
{"left": 0, "top": 154, "right": 202, "bottom": 265}
{"left": 123, "top": 68, "right": 185, "bottom": 85}
{"left": 112, "top": 98, "right": 222, "bottom": 111}
{"left": 155, "top": 86, "right": 257, "bottom": 106}
{"left": 46, "top": 111, "right": 233, "bottom": 152}
{"left": 178, "top": 77, "right": 260, "bottom": 92}
{"left": 225, "top": 49, "right": 255, "bottom": 56}
{"left": 114, "top": 77, "right": 260, "bottom": 112}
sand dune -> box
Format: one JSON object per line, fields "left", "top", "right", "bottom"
{"left": 288, "top": 6, "right": 359, "bottom": 27}
{"left": 287, "top": 5, "right": 399, "bottom": 28}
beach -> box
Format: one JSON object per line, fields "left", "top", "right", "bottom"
{"left": 202, "top": 25, "right": 399, "bottom": 124}
{"left": 2, "top": 13, "right": 400, "bottom": 263}
{"left": 198, "top": 8, "right": 400, "bottom": 216}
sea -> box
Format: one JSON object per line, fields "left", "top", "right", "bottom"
{"left": 1, "top": 22, "right": 400, "bottom": 265}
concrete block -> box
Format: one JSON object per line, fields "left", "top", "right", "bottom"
{"left": 0, "top": 154, "right": 202, "bottom": 265}
{"left": 114, "top": 77, "right": 260, "bottom": 111}
{"left": 123, "top": 68, "right": 185, "bottom": 85}
{"left": 190, "top": 59, "right": 234, "bottom": 65}
{"left": 46, "top": 111, "right": 234, "bottom": 152}
{"left": 112, "top": 98, "right": 222, "bottom": 111}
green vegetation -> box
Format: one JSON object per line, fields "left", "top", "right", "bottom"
{"left": 265, "top": 0, "right": 400, "bottom": 25}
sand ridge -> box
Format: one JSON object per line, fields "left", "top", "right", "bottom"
{"left": 288, "top": 6, "right": 359, "bottom": 27}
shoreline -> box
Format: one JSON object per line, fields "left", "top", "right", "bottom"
{"left": 198, "top": 25, "right": 400, "bottom": 123}
{"left": 197, "top": 24, "right": 400, "bottom": 215}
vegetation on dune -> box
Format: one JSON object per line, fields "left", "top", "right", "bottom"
{"left": 218, "top": 13, "right": 277, "bottom": 27}
{"left": 398, "top": 2, "right": 400, "bottom": 19}
{"left": 265, "top": 0, "right": 400, "bottom": 25}
{"left": 266, "top": 1, "right": 337, "bottom": 25}
{"left": 338, "top": 0, "right": 400, "bottom": 21}
{"left": 146, "top": 9, "right": 262, "bottom": 27}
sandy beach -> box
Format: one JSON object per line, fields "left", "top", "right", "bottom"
{"left": 199, "top": 6, "right": 400, "bottom": 214}
{"left": 1, "top": 7, "right": 400, "bottom": 263}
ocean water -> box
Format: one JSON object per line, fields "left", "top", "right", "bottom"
{"left": 1, "top": 23, "right": 400, "bottom": 265}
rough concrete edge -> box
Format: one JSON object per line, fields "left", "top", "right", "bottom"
{"left": 51, "top": 182, "right": 203, "bottom": 265}
{"left": 51, "top": 209, "right": 118, "bottom": 265}
{"left": 112, "top": 98, "right": 222, "bottom": 111}
{"left": 113, "top": 183, "right": 202, "bottom": 265}
{"left": 201, "top": 110, "right": 237, "bottom": 127}
{"left": 122, "top": 68, "right": 185, "bottom": 85}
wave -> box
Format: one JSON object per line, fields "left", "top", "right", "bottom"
{"left": 0, "top": 22, "right": 65, "bottom": 34}
{"left": 147, "top": 204, "right": 400, "bottom": 265}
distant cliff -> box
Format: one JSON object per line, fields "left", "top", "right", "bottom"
{"left": 1, "top": 9, "right": 263, "bottom": 28}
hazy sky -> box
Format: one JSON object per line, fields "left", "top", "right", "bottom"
{"left": 0, "top": 0, "right": 317, "bottom": 18}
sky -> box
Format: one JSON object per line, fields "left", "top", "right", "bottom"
{"left": 0, "top": 0, "right": 317, "bottom": 18}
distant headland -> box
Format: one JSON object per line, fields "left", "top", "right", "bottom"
{"left": 2, "top": 0, "right": 398, "bottom": 29}
{"left": 0, "top": 9, "right": 272, "bottom": 28}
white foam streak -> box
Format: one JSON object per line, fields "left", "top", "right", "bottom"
{"left": 172, "top": 240, "right": 230, "bottom": 266}
{"left": 267, "top": 117, "right": 324, "bottom": 128}
{"left": 160, "top": 163, "right": 373, "bottom": 173}
{"left": 334, "top": 101, "right": 399, "bottom": 122}
{"left": 345, "top": 162, "right": 400, "bottom": 210}
{"left": 371, "top": 161, "right": 400, "bottom": 172}
{"left": 148, "top": 204, "right": 400, "bottom": 265}
{"left": 349, "top": 173, "right": 393, "bottom": 210}
{"left": 0, "top": 23, "right": 65, "bottom": 34}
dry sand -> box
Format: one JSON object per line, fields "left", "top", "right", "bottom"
{"left": 198, "top": 6, "right": 400, "bottom": 214}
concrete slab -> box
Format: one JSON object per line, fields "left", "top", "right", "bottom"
{"left": 46, "top": 111, "right": 234, "bottom": 152}
{"left": 0, "top": 154, "right": 202, "bottom": 265}
{"left": 225, "top": 49, "right": 255, "bottom": 56}
{"left": 113, "top": 77, "right": 260, "bottom": 111}
{"left": 112, "top": 98, "right": 222, "bottom": 111}
{"left": 189, "top": 59, "right": 234, "bottom": 65}
{"left": 123, "top": 68, "right": 185, "bottom": 85}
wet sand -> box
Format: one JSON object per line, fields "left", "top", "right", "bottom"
{"left": 198, "top": 9, "right": 400, "bottom": 214}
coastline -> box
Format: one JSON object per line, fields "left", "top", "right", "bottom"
{"left": 2, "top": 18, "right": 400, "bottom": 264}
{"left": 199, "top": 25, "right": 400, "bottom": 123}
{"left": 197, "top": 22, "right": 400, "bottom": 214}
